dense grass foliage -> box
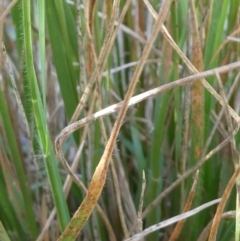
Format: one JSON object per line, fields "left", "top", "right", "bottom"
{"left": 1, "top": 0, "right": 240, "bottom": 240}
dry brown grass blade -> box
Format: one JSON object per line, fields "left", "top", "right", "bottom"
{"left": 138, "top": 1, "right": 145, "bottom": 38}
{"left": 208, "top": 166, "right": 240, "bottom": 241}
{"left": 137, "top": 171, "right": 146, "bottom": 234}
{"left": 0, "top": 0, "right": 18, "bottom": 24}
{"left": 88, "top": 0, "right": 96, "bottom": 32}
{"left": 125, "top": 199, "right": 221, "bottom": 241}
{"left": 190, "top": 0, "right": 204, "bottom": 160}
{"left": 54, "top": 139, "right": 116, "bottom": 241}
{"left": 86, "top": 0, "right": 97, "bottom": 75}
{"left": 197, "top": 211, "right": 236, "bottom": 241}
{"left": 104, "top": 0, "right": 112, "bottom": 26}
{"left": 56, "top": 0, "right": 173, "bottom": 240}
{"left": 169, "top": 171, "right": 199, "bottom": 241}
{"left": 179, "top": 83, "right": 191, "bottom": 207}
{"left": 98, "top": 105, "right": 130, "bottom": 238}
{"left": 76, "top": 0, "right": 88, "bottom": 98}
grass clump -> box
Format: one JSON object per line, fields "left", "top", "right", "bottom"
{"left": 0, "top": 0, "right": 240, "bottom": 240}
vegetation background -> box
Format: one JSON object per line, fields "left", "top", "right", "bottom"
{"left": 1, "top": 0, "right": 240, "bottom": 240}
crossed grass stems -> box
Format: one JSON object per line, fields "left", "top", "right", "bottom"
{"left": 51, "top": 1, "right": 240, "bottom": 240}
{"left": 54, "top": 60, "right": 240, "bottom": 240}
{"left": 2, "top": 0, "right": 238, "bottom": 240}
{"left": 42, "top": 2, "right": 240, "bottom": 241}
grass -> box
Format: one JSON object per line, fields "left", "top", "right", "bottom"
{"left": 1, "top": 0, "right": 240, "bottom": 240}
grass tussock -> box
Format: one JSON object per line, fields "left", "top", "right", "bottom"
{"left": 1, "top": 0, "right": 240, "bottom": 240}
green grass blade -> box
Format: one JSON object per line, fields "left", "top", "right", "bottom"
{"left": 146, "top": 91, "right": 172, "bottom": 240}
{"left": 11, "top": 1, "right": 23, "bottom": 57}
{"left": 0, "top": 221, "right": 11, "bottom": 241}
{"left": 37, "top": 0, "right": 46, "bottom": 112}
{"left": 22, "top": 0, "right": 70, "bottom": 231}
{"left": 0, "top": 164, "right": 25, "bottom": 238}
{"left": 46, "top": 1, "right": 78, "bottom": 120}
{"left": 0, "top": 87, "right": 37, "bottom": 238}
{"left": 204, "top": 0, "right": 231, "bottom": 68}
